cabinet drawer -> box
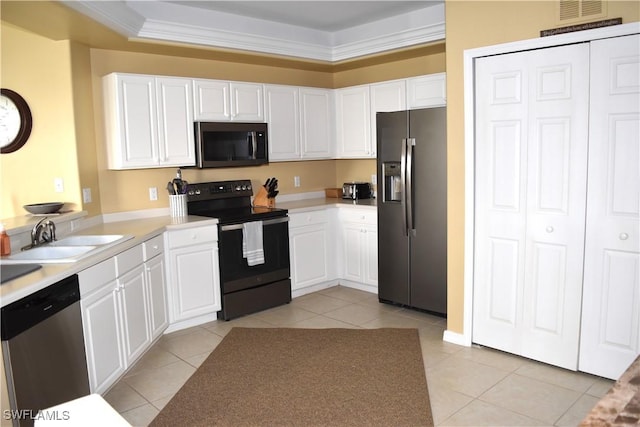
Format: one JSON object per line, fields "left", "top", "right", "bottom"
{"left": 166, "top": 226, "right": 218, "bottom": 249}
{"left": 78, "top": 258, "right": 117, "bottom": 296}
{"left": 289, "top": 210, "right": 329, "bottom": 228}
{"left": 143, "top": 235, "right": 164, "bottom": 261}
{"left": 337, "top": 208, "right": 377, "bottom": 225}
{"left": 115, "top": 244, "right": 144, "bottom": 276}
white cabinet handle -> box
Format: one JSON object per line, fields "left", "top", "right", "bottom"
{"left": 619, "top": 233, "right": 629, "bottom": 241}
{"left": 546, "top": 226, "right": 554, "bottom": 233}
{"left": 152, "top": 244, "right": 159, "bottom": 250}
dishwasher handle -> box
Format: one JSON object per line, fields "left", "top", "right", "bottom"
{"left": 1, "top": 274, "right": 80, "bottom": 341}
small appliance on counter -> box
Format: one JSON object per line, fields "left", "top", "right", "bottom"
{"left": 342, "top": 182, "right": 373, "bottom": 200}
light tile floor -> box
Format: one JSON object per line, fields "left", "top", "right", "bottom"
{"left": 105, "top": 285, "right": 613, "bottom": 426}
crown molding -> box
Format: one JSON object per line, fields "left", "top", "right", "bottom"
{"left": 61, "top": 1, "right": 445, "bottom": 62}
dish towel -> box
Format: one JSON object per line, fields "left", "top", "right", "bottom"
{"left": 242, "top": 221, "right": 265, "bottom": 266}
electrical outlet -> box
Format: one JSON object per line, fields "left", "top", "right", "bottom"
{"left": 294, "top": 176, "right": 301, "bottom": 187}
{"left": 371, "top": 174, "right": 377, "bottom": 185}
{"left": 149, "top": 187, "right": 158, "bottom": 201}
{"left": 82, "top": 188, "right": 92, "bottom": 203}
{"left": 54, "top": 178, "right": 64, "bottom": 193}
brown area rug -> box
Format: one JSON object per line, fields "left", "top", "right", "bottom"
{"left": 150, "top": 327, "right": 433, "bottom": 427}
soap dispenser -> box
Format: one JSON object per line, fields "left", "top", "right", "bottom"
{"left": 0, "top": 223, "right": 10, "bottom": 256}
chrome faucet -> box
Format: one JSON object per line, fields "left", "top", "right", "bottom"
{"left": 24, "top": 217, "right": 57, "bottom": 250}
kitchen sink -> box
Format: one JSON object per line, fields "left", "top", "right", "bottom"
{"left": 51, "top": 234, "right": 128, "bottom": 246}
{"left": 1, "top": 234, "right": 134, "bottom": 264}
{"left": 3, "top": 245, "right": 97, "bottom": 263}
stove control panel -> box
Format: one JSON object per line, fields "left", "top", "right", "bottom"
{"left": 187, "top": 180, "right": 253, "bottom": 201}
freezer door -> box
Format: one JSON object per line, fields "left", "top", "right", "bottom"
{"left": 408, "top": 107, "right": 447, "bottom": 314}
{"left": 376, "top": 110, "right": 410, "bottom": 305}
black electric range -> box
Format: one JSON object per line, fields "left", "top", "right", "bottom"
{"left": 186, "top": 180, "right": 291, "bottom": 320}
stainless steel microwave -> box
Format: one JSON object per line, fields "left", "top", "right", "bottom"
{"left": 194, "top": 122, "right": 268, "bottom": 168}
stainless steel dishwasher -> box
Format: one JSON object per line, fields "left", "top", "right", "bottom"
{"left": 1, "top": 274, "right": 90, "bottom": 426}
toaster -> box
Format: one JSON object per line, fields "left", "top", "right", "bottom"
{"left": 342, "top": 182, "right": 373, "bottom": 200}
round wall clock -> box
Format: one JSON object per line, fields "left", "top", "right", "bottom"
{"left": 0, "top": 88, "right": 33, "bottom": 154}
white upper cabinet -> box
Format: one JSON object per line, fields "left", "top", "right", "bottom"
{"left": 193, "top": 79, "right": 264, "bottom": 122}
{"left": 193, "top": 79, "right": 230, "bottom": 120}
{"left": 103, "top": 73, "right": 196, "bottom": 170}
{"left": 407, "top": 73, "right": 446, "bottom": 109}
{"left": 299, "top": 87, "right": 334, "bottom": 159}
{"left": 265, "top": 84, "right": 301, "bottom": 160}
{"left": 266, "top": 85, "right": 333, "bottom": 161}
{"left": 370, "top": 79, "right": 407, "bottom": 156}
{"left": 335, "top": 85, "right": 372, "bottom": 158}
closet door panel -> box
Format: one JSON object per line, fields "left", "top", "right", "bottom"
{"left": 473, "top": 51, "right": 528, "bottom": 354}
{"left": 474, "top": 43, "right": 589, "bottom": 369}
{"left": 522, "top": 44, "right": 590, "bottom": 369}
{"left": 580, "top": 34, "right": 640, "bottom": 380}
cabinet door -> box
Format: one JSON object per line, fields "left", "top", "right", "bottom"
{"left": 81, "top": 282, "right": 125, "bottom": 394}
{"left": 370, "top": 80, "right": 406, "bottom": 158}
{"left": 290, "top": 223, "right": 330, "bottom": 290}
{"left": 193, "top": 79, "right": 230, "bottom": 121}
{"left": 473, "top": 44, "right": 589, "bottom": 370}
{"left": 230, "top": 82, "right": 264, "bottom": 121}
{"left": 363, "top": 224, "right": 378, "bottom": 287}
{"left": 407, "top": 73, "right": 446, "bottom": 109}
{"left": 300, "top": 88, "right": 333, "bottom": 159}
{"left": 265, "top": 85, "right": 300, "bottom": 160}
{"left": 335, "top": 86, "right": 372, "bottom": 158}
{"left": 168, "top": 243, "right": 221, "bottom": 321}
{"left": 145, "top": 255, "right": 168, "bottom": 340}
{"left": 156, "top": 77, "right": 196, "bottom": 166}
{"left": 579, "top": 34, "right": 640, "bottom": 380}
{"left": 341, "top": 223, "right": 364, "bottom": 282}
{"left": 118, "top": 265, "right": 151, "bottom": 367}
{"left": 105, "top": 74, "right": 159, "bottom": 169}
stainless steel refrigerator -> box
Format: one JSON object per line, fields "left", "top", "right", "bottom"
{"left": 377, "top": 107, "right": 447, "bottom": 315}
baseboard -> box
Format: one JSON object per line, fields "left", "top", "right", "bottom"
{"left": 165, "top": 312, "right": 220, "bottom": 333}
{"left": 335, "top": 280, "right": 377, "bottom": 294}
{"left": 292, "top": 280, "right": 340, "bottom": 298}
{"left": 443, "top": 329, "right": 471, "bottom": 347}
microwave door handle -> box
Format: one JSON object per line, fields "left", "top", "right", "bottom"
{"left": 248, "top": 132, "right": 257, "bottom": 160}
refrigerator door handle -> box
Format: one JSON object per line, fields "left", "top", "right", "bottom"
{"left": 401, "top": 138, "right": 408, "bottom": 235}
{"left": 406, "top": 137, "right": 415, "bottom": 232}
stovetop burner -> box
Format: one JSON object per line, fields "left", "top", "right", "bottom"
{"left": 186, "top": 180, "right": 287, "bottom": 224}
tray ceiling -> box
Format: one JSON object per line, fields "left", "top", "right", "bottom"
{"left": 61, "top": 0, "right": 445, "bottom": 62}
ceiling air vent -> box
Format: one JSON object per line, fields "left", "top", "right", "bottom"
{"left": 558, "top": 0, "right": 606, "bottom": 23}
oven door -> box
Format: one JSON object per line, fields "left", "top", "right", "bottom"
{"left": 218, "top": 216, "right": 290, "bottom": 293}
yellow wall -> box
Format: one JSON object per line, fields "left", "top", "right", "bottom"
{"left": 444, "top": 0, "right": 640, "bottom": 334}
{"left": 0, "top": 24, "right": 84, "bottom": 218}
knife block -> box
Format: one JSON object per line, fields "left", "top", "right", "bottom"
{"left": 253, "top": 187, "right": 275, "bottom": 208}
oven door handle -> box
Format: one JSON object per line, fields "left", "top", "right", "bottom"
{"left": 220, "top": 216, "right": 289, "bottom": 232}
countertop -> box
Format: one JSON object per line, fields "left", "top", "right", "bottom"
{"left": 277, "top": 197, "right": 376, "bottom": 212}
{"left": 0, "top": 197, "right": 376, "bottom": 306}
{"left": 0, "top": 215, "right": 218, "bottom": 307}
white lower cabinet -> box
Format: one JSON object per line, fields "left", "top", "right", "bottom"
{"left": 288, "top": 207, "right": 378, "bottom": 295}
{"left": 144, "top": 235, "right": 168, "bottom": 340}
{"left": 288, "top": 209, "right": 335, "bottom": 292}
{"left": 338, "top": 208, "right": 378, "bottom": 290}
{"left": 79, "top": 236, "right": 167, "bottom": 394}
{"left": 79, "top": 258, "right": 124, "bottom": 395}
{"left": 164, "top": 224, "right": 221, "bottom": 330}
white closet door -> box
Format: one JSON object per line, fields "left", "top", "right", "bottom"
{"left": 579, "top": 34, "right": 640, "bottom": 380}
{"left": 473, "top": 43, "right": 590, "bottom": 369}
